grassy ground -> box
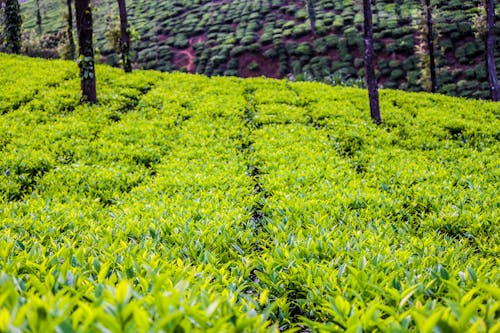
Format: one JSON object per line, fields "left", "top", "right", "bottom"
{"left": 0, "top": 53, "right": 499, "bottom": 332}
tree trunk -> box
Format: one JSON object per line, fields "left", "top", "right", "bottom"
{"left": 36, "top": 0, "right": 42, "bottom": 34}
{"left": 4, "top": 0, "right": 22, "bottom": 54}
{"left": 306, "top": 0, "right": 316, "bottom": 36}
{"left": 75, "top": 0, "right": 97, "bottom": 103}
{"left": 66, "top": 0, "right": 75, "bottom": 60}
{"left": 363, "top": 0, "right": 381, "bottom": 124}
{"left": 425, "top": 0, "right": 437, "bottom": 93}
{"left": 117, "top": 0, "right": 132, "bottom": 72}
{"left": 485, "top": 0, "right": 500, "bottom": 101}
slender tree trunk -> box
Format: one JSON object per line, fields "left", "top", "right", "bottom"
{"left": 75, "top": 0, "right": 97, "bottom": 103}
{"left": 306, "top": 0, "right": 316, "bottom": 36}
{"left": 117, "top": 0, "right": 132, "bottom": 72}
{"left": 66, "top": 0, "right": 75, "bottom": 60}
{"left": 485, "top": 0, "right": 500, "bottom": 101}
{"left": 36, "top": 0, "right": 42, "bottom": 34}
{"left": 363, "top": 0, "right": 381, "bottom": 124}
{"left": 4, "top": 0, "right": 22, "bottom": 54}
{"left": 425, "top": 0, "right": 437, "bottom": 93}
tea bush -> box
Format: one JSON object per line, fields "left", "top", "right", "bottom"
{"left": 0, "top": 54, "right": 499, "bottom": 332}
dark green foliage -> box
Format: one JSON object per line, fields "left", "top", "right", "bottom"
{"left": 247, "top": 61, "right": 259, "bottom": 71}
{"left": 263, "top": 47, "right": 277, "bottom": 59}
{"left": 295, "top": 42, "right": 312, "bottom": 56}
{"left": 439, "top": 38, "right": 453, "bottom": 52}
{"left": 390, "top": 69, "right": 405, "bottom": 80}
{"left": 172, "top": 34, "right": 189, "bottom": 48}
{"left": 437, "top": 70, "right": 453, "bottom": 86}
{"left": 18, "top": 0, "right": 500, "bottom": 99}
{"left": 402, "top": 56, "right": 417, "bottom": 71}
{"left": 389, "top": 59, "right": 401, "bottom": 68}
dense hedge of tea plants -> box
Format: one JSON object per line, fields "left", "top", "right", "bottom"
{"left": 0, "top": 54, "right": 499, "bottom": 332}
{"left": 20, "top": 0, "right": 500, "bottom": 99}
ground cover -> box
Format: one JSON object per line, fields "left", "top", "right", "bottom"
{"left": 0, "top": 54, "right": 499, "bottom": 331}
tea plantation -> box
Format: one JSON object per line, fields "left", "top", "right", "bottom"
{"left": 20, "top": 0, "right": 500, "bottom": 99}
{"left": 0, "top": 54, "right": 499, "bottom": 332}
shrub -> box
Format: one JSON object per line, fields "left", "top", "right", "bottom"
{"left": 292, "top": 23, "right": 311, "bottom": 38}
{"left": 295, "top": 42, "right": 312, "bottom": 56}
{"left": 246, "top": 61, "right": 260, "bottom": 72}
{"left": 1, "top": 52, "right": 499, "bottom": 333}
{"left": 230, "top": 46, "right": 246, "bottom": 57}
{"left": 313, "top": 38, "right": 329, "bottom": 53}
{"left": 389, "top": 60, "right": 401, "bottom": 68}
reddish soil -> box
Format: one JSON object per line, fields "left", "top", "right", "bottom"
{"left": 283, "top": 34, "right": 314, "bottom": 44}
{"left": 239, "top": 52, "right": 280, "bottom": 78}
{"left": 382, "top": 38, "right": 395, "bottom": 47}
{"left": 172, "top": 35, "right": 207, "bottom": 73}
{"left": 282, "top": 15, "right": 297, "bottom": 21}
{"left": 174, "top": 50, "right": 196, "bottom": 72}
{"left": 327, "top": 49, "right": 340, "bottom": 62}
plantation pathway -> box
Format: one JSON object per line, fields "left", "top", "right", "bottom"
{"left": 177, "top": 50, "right": 196, "bottom": 73}
{"left": 242, "top": 86, "right": 269, "bottom": 247}
{"left": 173, "top": 36, "right": 206, "bottom": 73}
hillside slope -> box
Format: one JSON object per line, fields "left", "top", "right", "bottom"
{"left": 20, "top": 0, "right": 500, "bottom": 100}
{"left": 0, "top": 54, "right": 499, "bottom": 331}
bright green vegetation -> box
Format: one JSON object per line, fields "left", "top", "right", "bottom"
{"left": 0, "top": 54, "right": 499, "bottom": 332}
{"left": 20, "top": 0, "right": 500, "bottom": 99}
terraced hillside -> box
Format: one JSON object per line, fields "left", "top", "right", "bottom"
{"left": 0, "top": 54, "right": 499, "bottom": 331}
{"left": 20, "top": 0, "right": 500, "bottom": 99}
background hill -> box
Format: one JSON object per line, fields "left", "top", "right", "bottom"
{"left": 19, "top": 0, "right": 500, "bottom": 99}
